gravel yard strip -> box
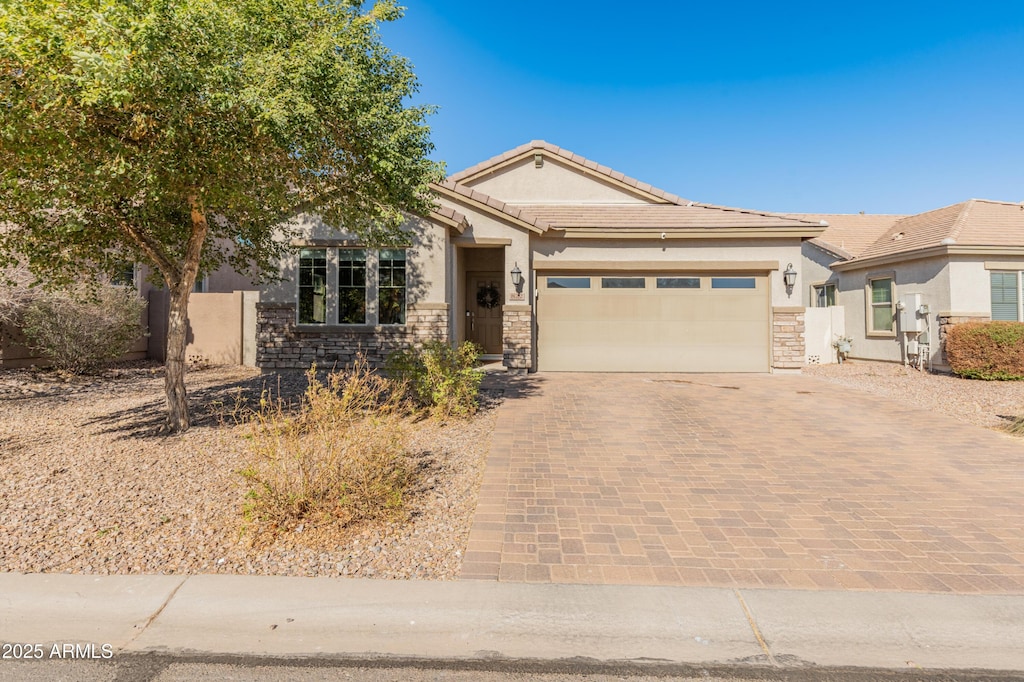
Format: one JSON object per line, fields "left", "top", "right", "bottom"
{"left": 0, "top": 363, "right": 497, "bottom": 579}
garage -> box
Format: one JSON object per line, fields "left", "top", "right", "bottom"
{"left": 536, "top": 272, "right": 770, "bottom": 372}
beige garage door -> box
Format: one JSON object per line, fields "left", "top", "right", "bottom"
{"left": 537, "top": 273, "right": 770, "bottom": 372}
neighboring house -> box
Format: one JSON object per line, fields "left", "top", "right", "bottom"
{"left": 811, "top": 199, "right": 1024, "bottom": 370}
{"left": 257, "top": 141, "right": 826, "bottom": 374}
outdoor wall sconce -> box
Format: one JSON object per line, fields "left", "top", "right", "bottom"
{"left": 783, "top": 263, "right": 797, "bottom": 294}
{"left": 510, "top": 263, "right": 524, "bottom": 289}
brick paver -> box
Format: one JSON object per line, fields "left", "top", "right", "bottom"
{"left": 461, "top": 373, "right": 1024, "bottom": 593}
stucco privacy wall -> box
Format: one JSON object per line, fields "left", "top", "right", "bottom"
{"left": 836, "top": 256, "right": 952, "bottom": 367}
{"left": 462, "top": 156, "right": 653, "bottom": 205}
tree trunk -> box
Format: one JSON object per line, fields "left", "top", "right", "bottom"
{"left": 164, "top": 283, "right": 191, "bottom": 433}
{"left": 159, "top": 193, "right": 210, "bottom": 433}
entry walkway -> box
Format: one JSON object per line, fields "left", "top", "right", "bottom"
{"left": 461, "top": 373, "right": 1024, "bottom": 593}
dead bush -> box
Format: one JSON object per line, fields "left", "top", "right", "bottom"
{"left": 238, "top": 359, "right": 413, "bottom": 543}
{"left": 21, "top": 283, "right": 147, "bottom": 374}
{"left": 946, "top": 321, "right": 1024, "bottom": 380}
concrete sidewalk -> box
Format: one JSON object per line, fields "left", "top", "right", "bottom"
{"left": 1, "top": 573, "right": 1023, "bottom": 676}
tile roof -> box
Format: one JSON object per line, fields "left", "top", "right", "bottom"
{"left": 518, "top": 203, "right": 825, "bottom": 230}
{"left": 791, "top": 213, "right": 908, "bottom": 259}
{"left": 431, "top": 180, "right": 552, "bottom": 232}
{"left": 448, "top": 140, "right": 687, "bottom": 205}
{"left": 428, "top": 204, "right": 469, "bottom": 229}
{"left": 846, "top": 199, "right": 1024, "bottom": 264}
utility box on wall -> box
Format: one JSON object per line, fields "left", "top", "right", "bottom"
{"left": 899, "top": 293, "right": 924, "bottom": 333}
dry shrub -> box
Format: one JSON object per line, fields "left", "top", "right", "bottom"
{"left": 946, "top": 321, "right": 1024, "bottom": 381}
{"left": 21, "top": 282, "right": 146, "bottom": 374}
{"left": 386, "top": 340, "right": 483, "bottom": 420}
{"left": 238, "top": 358, "right": 412, "bottom": 543}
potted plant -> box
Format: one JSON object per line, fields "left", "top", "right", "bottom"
{"left": 832, "top": 335, "right": 853, "bottom": 362}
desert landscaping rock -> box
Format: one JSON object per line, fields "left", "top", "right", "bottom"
{"left": 0, "top": 363, "right": 496, "bottom": 579}
{"left": 803, "top": 360, "right": 1024, "bottom": 430}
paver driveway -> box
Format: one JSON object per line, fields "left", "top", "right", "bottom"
{"left": 461, "top": 373, "right": 1024, "bottom": 593}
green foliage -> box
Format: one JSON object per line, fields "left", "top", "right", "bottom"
{"left": 0, "top": 0, "right": 443, "bottom": 287}
{"left": 21, "top": 283, "right": 147, "bottom": 374}
{"left": 239, "top": 360, "right": 411, "bottom": 542}
{"left": 946, "top": 321, "right": 1024, "bottom": 381}
{"left": 386, "top": 341, "right": 484, "bottom": 420}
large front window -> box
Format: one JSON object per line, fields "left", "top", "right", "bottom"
{"left": 378, "top": 249, "right": 406, "bottom": 325}
{"left": 296, "top": 248, "right": 405, "bottom": 326}
{"left": 298, "top": 248, "right": 327, "bottom": 324}
{"left": 338, "top": 249, "right": 367, "bottom": 324}
{"left": 868, "top": 276, "right": 894, "bottom": 333}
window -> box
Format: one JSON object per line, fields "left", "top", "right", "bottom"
{"left": 711, "top": 277, "right": 756, "bottom": 289}
{"left": 868, "top": 276, "right": 894, "bottom": 333}
{"left": 813, "top": 283, "right": 837, "bottom": 307}
{"left": 338, "top": 249, "right": 367, "bottom": 324}
{"left": 298, "top": 248, "right": 327, "bottom": 324}
{"left": 378, "top": 249, "right": 406, "bottom": 325}
{"left": 547, "top": 277, "right": 590, "bottom": 289}
{"left": 657, "top": 277, "right": 700, "bottom": 289}
{"left": 991, "top": 272, "right": 1021, "bottom": 321}
{"left": 193, "top": 277, "right": 208, "bottom": 293}
{"left": 601, "top": 277, "right": 645, "bottom": 289}
{"left": 111, "top": 262, "right": 136, "bottom": 288}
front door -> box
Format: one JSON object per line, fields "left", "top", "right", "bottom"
{"left": 467, "top": 273, "right": 503, "bottom": 355}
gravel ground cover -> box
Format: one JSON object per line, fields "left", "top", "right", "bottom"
{"left": 0, "top": 363, "right": 497, "bottom": 578}
{"left": 803, "top": 360, "right": 1024, "bottom": 431}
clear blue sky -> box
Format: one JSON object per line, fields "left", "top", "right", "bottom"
{"left": 381, "top": 2, "right": 1024, "bottom": 215}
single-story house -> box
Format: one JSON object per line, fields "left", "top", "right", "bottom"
{"left": 799, "top": 199, "right": 1024, "bottom": 370}
{"left": 257, "top": 140, "right": 827, "bottom": 374}
{"left": 255, "top": 140, "right": 1024, "bottom": 375}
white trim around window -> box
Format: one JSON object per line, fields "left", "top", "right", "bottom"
{"left": 866, "top": 273, "right": 896, "bottom": 337}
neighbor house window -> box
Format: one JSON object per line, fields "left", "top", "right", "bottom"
{"left": 991, "top": 271, "right": 1021, "bottom": 321}
{"left": 338, "top": 249, "right": 367, "bottom": 324}
{"left": 378, "top": 249, "right": 406, "bottom": 325}
{"left": 813, "top": 283, "right": 837, "bottom": 307}
{"left": 868, "top": 276, "right": 894, "bottom": 333}
{"left": 298, "top": 248, "right": 327, "bottom": 324}
{"left": 111, "top": 262, "right": 137, "bottom": 288}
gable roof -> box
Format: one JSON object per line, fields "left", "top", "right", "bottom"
{"left": 791, "top": 213, "right": 907, "bottom": 260}
{"left": 834, "top": 199, "right": 1024, "bottom": 269}
{"left": 431, "top": 179, "right": 552, "bottom": 233}
{"left": 519, "top": 203, "right": 826, "bottom": 235}
{"left": 448, "top": 140, "right": 687, "bottom": 205}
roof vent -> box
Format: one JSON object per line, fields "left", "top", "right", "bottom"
{"left": 819, "top": 220, "right": 828, "bottom": 226}
{"left": 686, "top": 201, "right": 694, "bottom": 207}
{"left": 941, "top": 237, "right": 956, "bottom": 245}
{"left": 534, "top": 153, "right": 543, "bottom": 168}
{"left": 892, "top": 232, "right": 905, "bottom": 241}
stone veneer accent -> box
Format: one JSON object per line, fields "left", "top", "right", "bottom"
{"left": 937, "top": 312, "right": 990, "bottom": 366}
{"left": 502, "top": 304, "right": 533, "bottom": 373}
{"left": 256, "top": 302, "right": 448, "bottom": 370}
{"left": 772, "top": 307, "right": 806, "bottom": 370}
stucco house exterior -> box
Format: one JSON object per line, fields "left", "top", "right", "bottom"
{"left": 799, "top": 199, "right": 1024, "bottom": 371}
{"left": 257, "top": 141, "right": 827, "bottom": 374}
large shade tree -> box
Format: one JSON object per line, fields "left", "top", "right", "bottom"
{"left": 0, "top": 0, "right": 442, "bottom": 432}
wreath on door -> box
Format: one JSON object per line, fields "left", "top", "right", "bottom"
{"left": 476, "top": 284, "right": 501, "bottom": 309}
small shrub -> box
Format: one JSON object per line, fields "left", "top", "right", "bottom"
{"left": 22, "top": 283, "right": 147, "bottom": 374}
{"left": 946, "top": 321, "right": 1024, "bottom": 380}
{"left": 239, "top": 359, "right": 412, "bottom": 542}
{"left": 1007, "top": 416, "right": 1024, "bottom": 437}
{"left": 386, "top": 340, "right": 484, "bottom": 419}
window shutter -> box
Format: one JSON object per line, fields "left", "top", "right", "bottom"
{"left": 991, "top": 272, "right": 1019, "bottom": 321}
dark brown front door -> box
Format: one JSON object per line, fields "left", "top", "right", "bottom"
{"left": 467, "top": 273, "right": 503, "bottom": 354}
